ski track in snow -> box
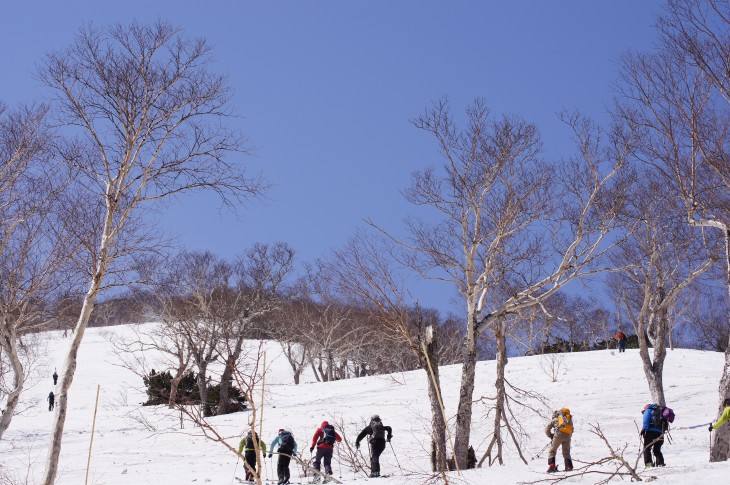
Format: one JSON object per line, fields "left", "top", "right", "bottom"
{"left": 1, "top": 324, "right": 729, "bottom": 484}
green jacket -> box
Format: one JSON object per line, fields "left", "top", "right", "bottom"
{"left": 238, "top": 435, "right": 267, "bottom": 454}
{"left": 712, "top": 406, "right": 730, "bottom": 430}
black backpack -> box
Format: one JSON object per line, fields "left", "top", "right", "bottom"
{"left": 370, "top": 417, "right": 385, "bottom": 440}
{"left": 648, "top": 405, "right": 669, "bottom": 432}
{"left": 279, "top": 431, "right": 295, "bottom": 453}
{"left": 321, "top": 424, "right": 336, "bottom": 445}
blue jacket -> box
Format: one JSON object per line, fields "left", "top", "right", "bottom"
{"left": 642, "top": 405, "right": 663, "bottom": 433}
{"left": 270, "top": 432, "right": 298, "bottom": 455}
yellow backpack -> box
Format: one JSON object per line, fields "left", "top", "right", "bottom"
{"left": 557, "top": 408, "right": 573, "bottom": 434}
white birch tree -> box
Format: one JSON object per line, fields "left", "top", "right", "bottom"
{"left": 385, "top": 99, "right": 628, "bottom": 467}
{"left": 37, "top": 21, "right": 264, "bottom": 483}
{"left": 616, "top": 0, "right": 730, "bottom": 461}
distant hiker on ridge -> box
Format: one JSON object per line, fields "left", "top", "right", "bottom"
{"left": 355, "top": 414, "right": 392, "bottom": 478}
{"left": 614, "top": 330, "right": 627, "bottom": 353}
{"left": 709, "top": 398, "right": 730, "bottom": 432}
{"left": 238, "top": 429, "right": 267, "bottom": 482}
{"left": 47, "top": 391, "right": 55, "bottom": 411}
{"left": 545, "top": 408, "right": 573, "bottom": 473}
{"left": 309, "top": 420, "right": 342, "bottom": 483}
{"left": 52, "top": 369, "right": 58, "bottom": 385}
{"left": 268, "top": 428, "right": 297, "bottom": 485}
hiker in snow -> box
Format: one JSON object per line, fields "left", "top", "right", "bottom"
{"left": 355, "top": 414, "right": 392, "bottom": 478}
{"left": 238, "top": 429, "right": 267, "bottom": 482}
{"left": 52, "top": 369, "right": 58, "bottom": 385}
{"left": 614, "top": 330, "right": 627, "bottom": 353}
{"left": 268, "top": 428, "right": 297, "bottom": 485}
{"left": 47, "top": 391, "right": 55, "bottom": 411}
{"left": 545, "top": 408, "right": 573, "bottom": 473}
{"left": 309, "top": 420, "right": 342, "bottom": 482}
{"left": 709, "top": 397, "right": 730, "bottom": 432}
{"left": 641, "top": 403, "right": 668, "bottom": 467}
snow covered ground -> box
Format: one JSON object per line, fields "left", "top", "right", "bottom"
{"left": 2, "top": 323, "right": 730, "bottom": 484}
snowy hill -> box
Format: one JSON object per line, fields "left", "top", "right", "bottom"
{"left": 2, "top": 323, "right": 730, "bottom": 484}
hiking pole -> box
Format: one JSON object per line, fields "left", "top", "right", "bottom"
{"left": 531, "top": 442, "right": 550, "bottom": 461}
{"left": 337, "top": 444, "right": 343, "bottom": 480}
{"left": 389, "top": 441, "right": 403, "bottom": 474}
{"left": 231, "top": 457, "right": 239, "bottom": 485}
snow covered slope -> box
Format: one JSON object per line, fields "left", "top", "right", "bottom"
{"left": 1, "top": 323, "right": 729, "bottom": 484}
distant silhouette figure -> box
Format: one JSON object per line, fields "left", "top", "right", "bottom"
{"left": 52, "top": 369, "right": 58, "bottom": 385}
{"left": 47, "top": 391, "right": 55, "bottom": 411}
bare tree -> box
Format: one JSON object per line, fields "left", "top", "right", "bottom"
{"left": 0, "top": 103, "right": 74, "bottom": 440}
{"left": 216, "top": 242, "right": 295, "bottom": 414}
{"left": 610, "top": 177, "right": 716, "bottom": 405}
{"left": 37, "top": 21, "right": 265, "bottom": 483}
{"left": 326, "top": 232, "right": 450, "bottom": 473}
{"left": 381, "top": 99, "right": 627, "bottom": 467}
{"left": 616, "top": 0, "right": 730, "bottom": 461}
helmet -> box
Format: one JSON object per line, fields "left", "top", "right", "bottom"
{"left": 371, "top": 414, "right": 380, "bottom": 421}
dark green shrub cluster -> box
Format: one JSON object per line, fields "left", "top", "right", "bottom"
{"left": 142, "top": 369, "right": 246, "bottom": 415}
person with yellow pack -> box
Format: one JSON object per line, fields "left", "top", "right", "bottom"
{"left": 545, "top": 407, "right": 574, "bottom": 473}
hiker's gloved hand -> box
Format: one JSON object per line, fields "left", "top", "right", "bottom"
{"left": 267, "top": 453, "right": 272, "bottom": 458}
{"left": 640, "top": 429, "right": 646, "bottom": 437}
{"left": 355, "top": 442, "right": 360, "bottom": 449}
{"left": 709, "top": 423, "right": 714, "bottom": 432}
{"left": 387, "top": 437, "right": 391, "bottom": 442}
{"left": 310, "top": 446, "right": 314, "bottom": 453}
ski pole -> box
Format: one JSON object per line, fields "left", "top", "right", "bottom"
{"left": 389, "top": 441, "right": 403, "bottom": 474}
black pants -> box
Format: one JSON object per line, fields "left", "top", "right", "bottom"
{"left": 369, "top": 439, "right": 386, "bottom": 475}
{"left": 314, "top": 446, "right": 334, "bottom": 475}
{"left": 643, "top": 431, "right": 664, "bottom": 466}
{"left": 244, "top": 450, "right": 258, "bottom": 480}
{"left": 277, "top": 453, "right": 291, "bottom": 483}
{"left": 48, "top": 401, "right": 54, "bottom": 411}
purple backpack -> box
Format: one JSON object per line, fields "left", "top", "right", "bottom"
{"left": 662, "top": 406, "right": 675, "bottom": 423}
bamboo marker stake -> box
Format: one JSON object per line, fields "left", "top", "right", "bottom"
{"left": 85, "top": 384, "right": 101, "bottom": 485}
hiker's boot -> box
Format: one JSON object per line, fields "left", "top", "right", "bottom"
{"left": 564, "top": 458, "right": 573, "bottom": 472}
{"left": 645, "top": 461, "right": 654, "bottom": 468}
{"left": 547, "top": 457, "right": 558, "bottom": 473}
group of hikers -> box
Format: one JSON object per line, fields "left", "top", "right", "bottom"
{"left": 238, "top": 415, "right": 392, "bottom": 484}
{"left": 47, "top": 369, "right": 59, "bottom": 412}
{"left": 544, "top": 398, "right": 730, "bottom": 473}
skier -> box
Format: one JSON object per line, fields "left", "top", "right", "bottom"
{"left": 309, "top": 420, "right": 342, "bottom": 483}
{"left": 641, "top": 403, "right": 667, "bottom": 467}
{"left": 614, "top": 330, "right": 627, "bottom": 353}
{"left": 355, "top": 415, "right": 393, "bottom": 478}
{"left": 268, "top": 428, "right": 297, "bottom": 485}
{"left": 47, "top": 391, "right": 55, "bottom": 411}
{"left": 238, "top": 429, "right": 267, "bottom": 482}
{"left": 545, "top": 408, "right": 573, "bottom": 473}
{"left": 52, "top": 369, "right": 58, "bottom": 385}
{"left": 708, "top": 397, "right": 730, "bottom": 432}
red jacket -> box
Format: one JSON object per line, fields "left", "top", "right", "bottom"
{"left": 311, "top": 421, "right": 342, "bottom": 449}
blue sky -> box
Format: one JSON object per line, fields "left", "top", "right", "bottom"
{"left": 1, "top": 1, "right": 660, "bottom": 315}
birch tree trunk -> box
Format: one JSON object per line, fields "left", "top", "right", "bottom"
{"left": 453, "top": 309, "right": 478, "bottom": 469}
{"left": 638, "top": 287, "right": 668, "bottom": 406}
{"left": 423, "top": 330, "right": 447, "bottom": 473}
{"left": 0, "top": 328, "right": 25, "bottom": 440}
{"left": 711, "top": 229, "right": 730, "bottom": 462}
{"left": 42, "top": 252, "right": 107, "bottom": 484}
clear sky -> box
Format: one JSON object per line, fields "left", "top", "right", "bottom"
{"left": 1, "top": 1, "right": 660, "bottom": 315}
